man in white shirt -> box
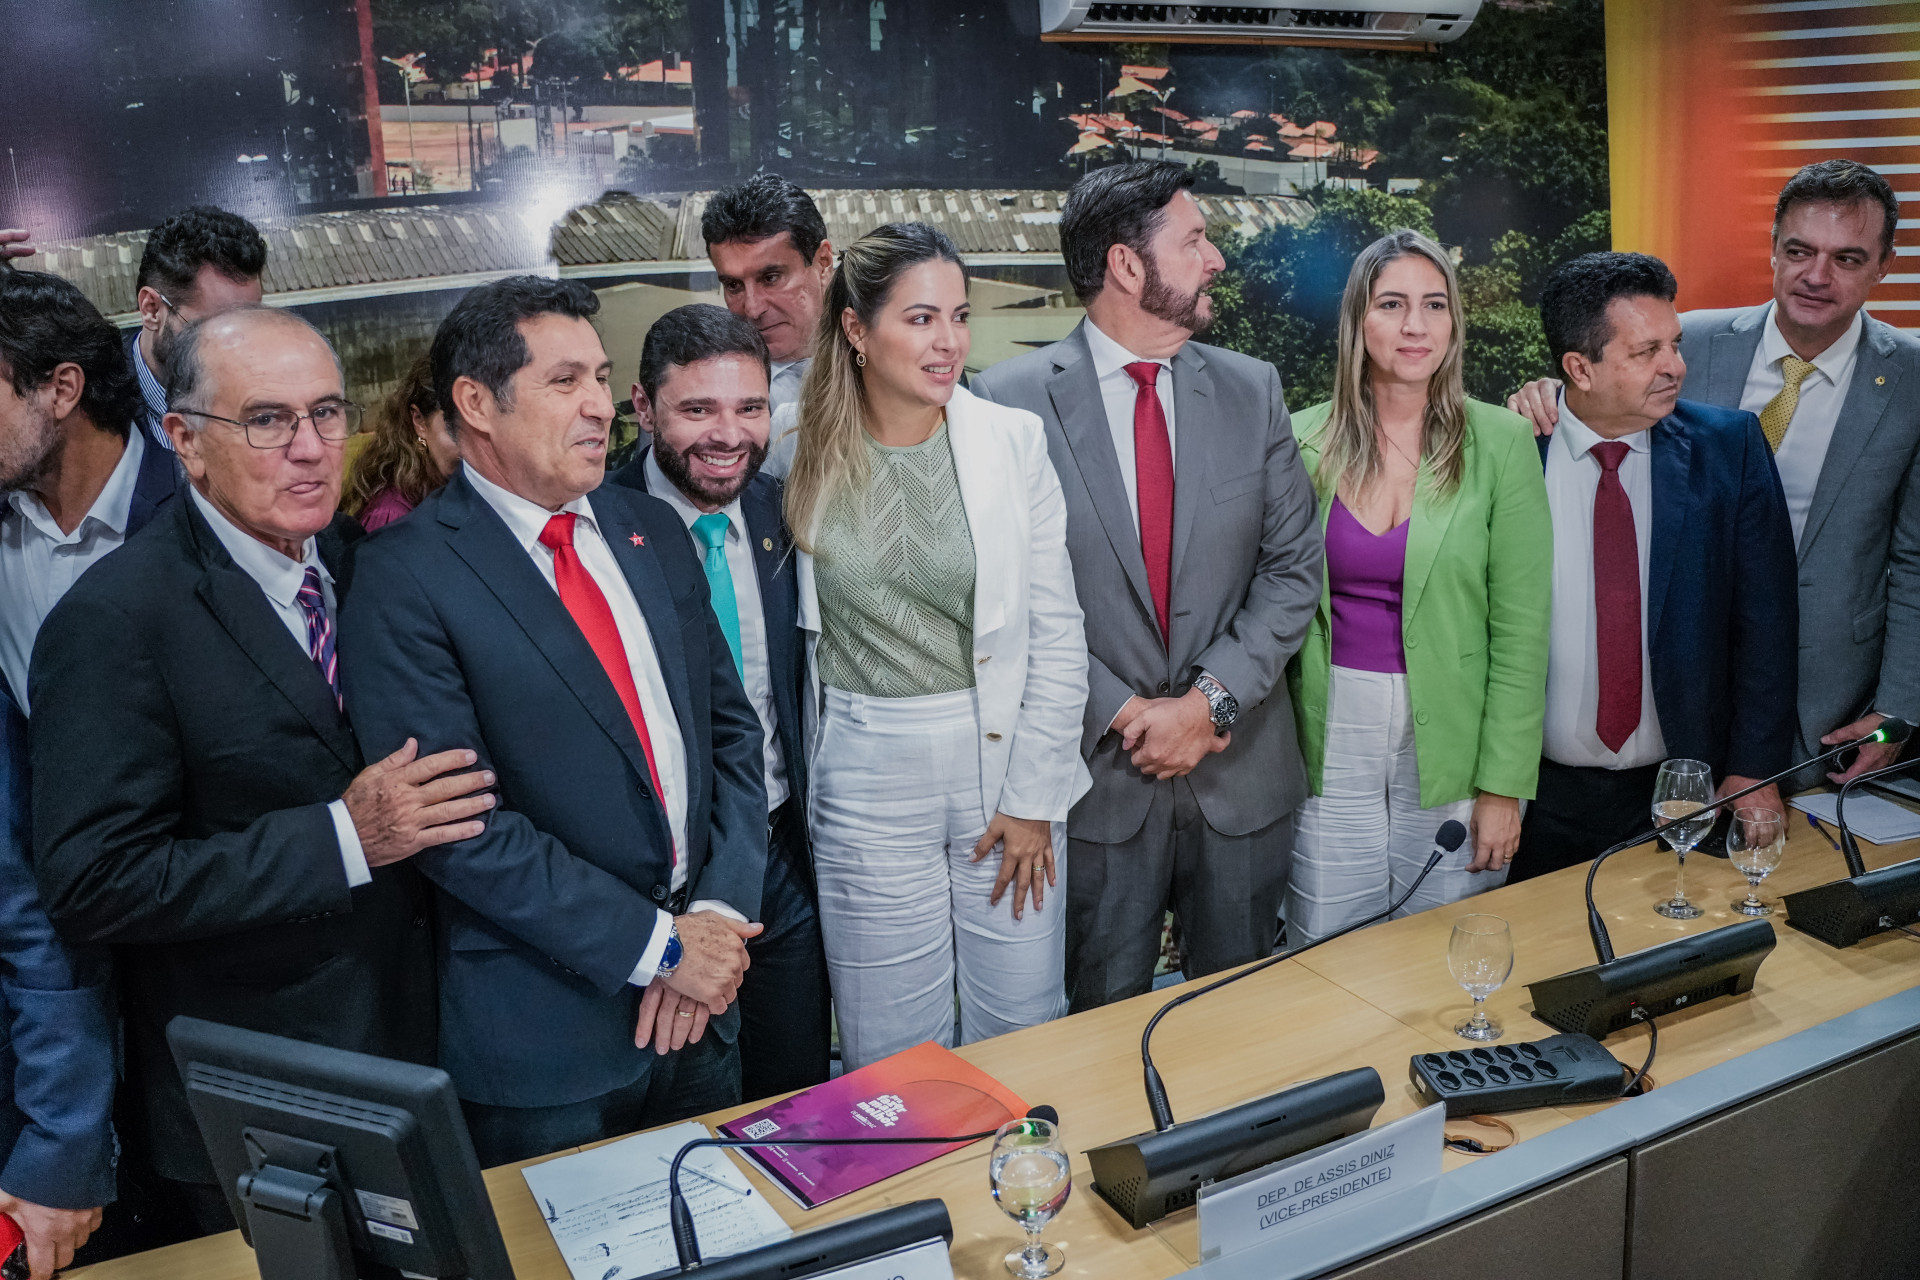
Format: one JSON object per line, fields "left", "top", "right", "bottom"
{"left": 340, "top": 277, "right": 768, "bottom": 1167}
{"left": 701, "top": 174, "right": 834, "bottom": 479}
{"left": 1509, "top": 160, "right": 1920, "bottom": 791}
{"left": 29, "top": 306, "right": 494, "bottom": 1234}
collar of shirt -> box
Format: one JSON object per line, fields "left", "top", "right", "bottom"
{"left": 187, "top": 483, "right": 329, "bottom": 605}
{"left": 5, "top": 426, "right": 145, "bottom": 544}
{"left": 462, "top": 461, "right": 598, "bottom": 554}
{"left": 642, "top": 448, "right": 747, "bottom": 543}
{"left": 1083, "top": 317, "right": 1175, "bottom": 383}
{"left": 1760, "top": 300, "right": 1863, "bottom": 386}
{"left": 771, "top": 358, "right": 805, "bottom": 380}
{"left": 1556, "top": 393, "right": 1652, "bottom": 464}
{"left": 133, "top": 335, "right": 168, "bottom": 421}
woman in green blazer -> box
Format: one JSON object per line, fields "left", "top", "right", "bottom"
{"left": 1284, "top": 230, "right": 1552, "bottom": 942}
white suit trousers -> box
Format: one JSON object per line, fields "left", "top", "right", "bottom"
{"left": 810, "top": 687, "right": 1067, "bottom": 1071}
{"left": 1285, "top": 666, "right": 1496, "bottom": 944}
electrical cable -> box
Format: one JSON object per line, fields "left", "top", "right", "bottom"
{"left": 1621, "top": 1013, "right": 1659, "bottom": 1097}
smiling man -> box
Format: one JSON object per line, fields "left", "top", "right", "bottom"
{"left": 1510, "top": 160, "right": 1920, "bottom": 790}
{"left": 608, "top": 303, "right": 829, "bottom": 1101}
{"left": 339, "top": 278, "right": 769, "bottom": 1166}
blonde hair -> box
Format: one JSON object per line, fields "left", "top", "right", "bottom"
{"left": 784, "top": 222, "right": 966, "bottom": 551}
{"left": 1317, "top": 229, "right": 1468, "bottom": 500}
{"left": 344, "top": 353, "right": 448, "bottom": 519}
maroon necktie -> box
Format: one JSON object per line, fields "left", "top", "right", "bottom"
{"left": 1124, "top": 362, "right": 1174, "bottom": 643}
{"left": 1590, "top": 441, "right": 1641, "bottom": 753}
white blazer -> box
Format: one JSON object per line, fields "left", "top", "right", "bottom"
{"left": 797, "top": 383, "right": 1093, "bottom": 824}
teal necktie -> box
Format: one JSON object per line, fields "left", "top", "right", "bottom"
{"left": 692, "top": 513, "right": 744, "bottom": 679}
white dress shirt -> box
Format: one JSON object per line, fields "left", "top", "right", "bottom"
{"left": 759, "top": 358, "right": 810, "bottom": 481}
{"left": 644, "top": 448, "right": 789, "bottom": 811}
{"left": 1738, "top": 302, "right": 1863, "bottom": 550}
{"left": 1083, "top": 318, "right": 1177, "bottom": 532}
{"left": 186, "top": 486, "right": 371, "bottom": 887}
{"left": 0, "top": 427, "right": 145, "bottom": 714}
{"left": 1543, "top": 398, "right": 1668, "bottom": 769}
{"left": 462, "top": 464, "right": 736, "bottom": 986}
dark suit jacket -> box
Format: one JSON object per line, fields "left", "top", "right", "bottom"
{"left": 126, "top": 422, "right": 185, "bottom": 533}
{"left": 29, "top": 496, "right": 434, "bottom": 1183}
{"left": 1539, "top": 398, "right": 1798, "bottom": 780}
{"left": 338, "top": 471, "right": 767, "bottom": 1110}
{"left": 608, "top": 444, "right": 808, "bottom": 813}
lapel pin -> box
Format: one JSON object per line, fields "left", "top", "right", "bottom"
{"left": 1878, "top": 376, "right": 1886, "bottom": 386}
{"left": 762, "top": 537, "right": 774, "bottom": 551}
{"left": 629, "top": 533, "right": 645, "bottom": 547}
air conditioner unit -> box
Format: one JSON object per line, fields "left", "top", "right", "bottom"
{"left": 1038, "top": 2, "right": 1480, "bottom": 48}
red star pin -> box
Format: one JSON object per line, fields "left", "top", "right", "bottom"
{"left": 629, "top": 533, "right": 645, "bottom": 547}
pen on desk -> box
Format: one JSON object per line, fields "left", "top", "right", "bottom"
{"left": 1806, "top": 812, "right": 1842, "bottom": 851}
{"left": 660, "top": 1153, "right": 749, "bottom": 1198}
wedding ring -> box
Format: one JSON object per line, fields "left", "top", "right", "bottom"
{"left": 676, "top": 1010, "right": 694, "bottom": 1018}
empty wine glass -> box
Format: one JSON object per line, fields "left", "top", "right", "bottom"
{"left": 1651, "top": 758, "right": 1715, "bottom": 920}
{"left": 990, "top": 1115, "right": 1071, "bottom": 1278}
{"left": 1449, "top": 914, "right": 1514, "bottom": 1041}
{"left": 1726, "top": 805, "right": 1786, "bottom": 916}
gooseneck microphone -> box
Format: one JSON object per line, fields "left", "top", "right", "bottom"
{"left": 1579, "top": 717, "right": 1913, "bottom": 963}
{"left": 666, "top": 1105, "right": 1060, "bottom": 1269}
{"left": 1137, "top": 819, "right": 1468, "bottom": 1132}
{"left": 1834, "top": 755, "right": 1920, "bottom": 877}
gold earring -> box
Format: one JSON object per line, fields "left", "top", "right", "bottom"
{"left": 415, "top": 435, "right": 430, "bottom": 452}
{"left": 855, "top": 351, "right": 867, "bottom": 367}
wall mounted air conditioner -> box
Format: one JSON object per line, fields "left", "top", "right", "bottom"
{"left": 1038, "top": 2, "right": 1481, "bottom": 48}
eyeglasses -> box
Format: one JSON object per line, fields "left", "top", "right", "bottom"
{"left": 177, "top": 402, "right": 362, "bottom": 449}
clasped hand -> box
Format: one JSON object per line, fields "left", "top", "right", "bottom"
{"left": 634, "top": 911, "right": 761, "bottom": 1054}
{"left": 1114, "top": 688, "right": 1228, "bottom": 780}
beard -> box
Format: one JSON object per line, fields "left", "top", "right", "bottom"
{"left": 1140, "top": 251, "right": 1212, "bottom": 334}
{"left": 0, "top": 401, "right": 63, "bottom": 492}
{"left": 653, "top": 434, "right": 768, "bottom": 509}
{"left": 152, "top": 318, "right": 181, "bottom": 377}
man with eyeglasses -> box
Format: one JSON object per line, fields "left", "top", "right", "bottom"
{"left": 127, "top": 207, "right": 267, "bottom": 456}
{"left": 29, "top": 307, "right": 494, "bottom": 1240}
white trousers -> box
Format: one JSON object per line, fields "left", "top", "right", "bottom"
{"left": 810, "top": 687, "right": 1067, "bottom": 1072}
{"left": 1285, "top": 666, "right": 1498, "bottom": 944}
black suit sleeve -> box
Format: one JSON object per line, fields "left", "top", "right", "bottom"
{"left": 30, "top": 591, "right": 351, "bottom": 947}
{"left": 1724, "top": 414, "right": 1800, "bottom": 780}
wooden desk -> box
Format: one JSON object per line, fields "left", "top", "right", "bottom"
{"left": 73, "top": 817, "right": 1920, "bottom": 1280}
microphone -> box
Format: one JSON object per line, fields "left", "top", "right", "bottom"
{"left": 1139, "top": 818, "right": 1468, "bottom": 1132}
{"left": 666, "top": 1104, "right": 1058, "bottom": 1269}
{"left": 1579, "top": 717, "right": 1912, "bottom": 964}
{"left": 1834, "top": 755, "right": 1920, "bottom": 877}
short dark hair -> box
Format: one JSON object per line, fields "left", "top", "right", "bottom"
{"left": 638, "top": 304, "right": 769, "bottom": 405}
{"left": 1060, "top": 161, "right": 1198, "bottom": 302}
{"left": 0, "top": 268, "right": 141, "bottom": 439}
{"left": 1539, "top": 252, "right": 1679, "bottom": 365}
{"left": 135, "top": 205, "right": 268, "bottom": 301}
{"left": 701, "top": 173, "right": 829, "bottom": 265}
{"left": 166, "top": 306, "right": 337, "bottom": 416}
{"left": 1774, "top": 158, "right": 1899, "bottom": 258}
{"left": 430, "top": 275, "right": 601, "bottom": 431}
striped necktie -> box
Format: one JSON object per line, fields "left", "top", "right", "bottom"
{"left": 295, "top": 566, "right": 341, "bottom": 710}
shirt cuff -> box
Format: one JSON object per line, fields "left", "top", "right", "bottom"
{"left": 627, "top": 908, "right": 677, "bottom": 987}
{"left": 688, "top": 899, "right": 748, "bottom": 924}
{"left": 329, "top": 799, "right": 372, "bottom": 888}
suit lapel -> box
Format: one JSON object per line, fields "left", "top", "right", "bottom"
{"left": 1047, "top": 324, "right": 1156, "bottom": 631}
{"left": 1647, "top": 416, "right": 1692, "bottom": 645}
{"left": 1706, "top": 324, "right": 1763, "bottom": 411}
{"left": 1168, "top": 343, "right": 1210, "bottom": 593}
{"left": 1400, "top": 462, "right": 1459, "bottom": 627}
{"left": 127, "top": 430, "right": 182, "bottom": 538}
{"left": 1799, "top": 321, "right": 1901, "bottom": 560}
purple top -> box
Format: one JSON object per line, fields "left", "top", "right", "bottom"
{"left": 1326, "top": 495, "right": 1409, "bottom": 674}
{"left": 358, "top": 487, "right": 417, "bottom": 532}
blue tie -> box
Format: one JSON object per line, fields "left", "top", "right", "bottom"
{"left": 692, "top": 513, "right": 744, "bottom": 679}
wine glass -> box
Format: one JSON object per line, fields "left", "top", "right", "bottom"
{"left": 1651, "top": 758, "right": 1715, "bottom": 920}
{"left": 1448, "top": 914, "right": 1513, "bottom": 1042}
{"left": 1726, "top": 805, "right": 1786, "bottom": 916}
{"left": 990, "top": 1115, "right": 1071, "bottom": 1278}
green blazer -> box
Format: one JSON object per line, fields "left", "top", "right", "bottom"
{"left": 1286, "top": 397, "right": 1552, "bottom": 808}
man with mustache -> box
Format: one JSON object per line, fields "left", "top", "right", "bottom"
{"left": 971, "top": 161, "right": 1323, "bottom": 1009}
{"left": 1509, "top": 253, "right": 1797, "bottom": 879}
{"left": 608, "top": 304, "right": 828, "bottom": 1100}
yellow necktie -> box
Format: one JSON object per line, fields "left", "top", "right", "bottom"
{"left": 1759, "top": 355, "right": 1817, "bottom": 452}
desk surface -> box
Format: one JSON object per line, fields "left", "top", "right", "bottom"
{"left": 75, "top": 815, "right": 1920, "bottom": 1280}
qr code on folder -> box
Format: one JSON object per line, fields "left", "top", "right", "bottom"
{"left": 742, "top": 1119, "right": 780, "bottom": 1139}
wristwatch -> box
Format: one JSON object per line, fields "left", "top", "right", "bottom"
{"left": 655, "top": 921, "right": 683, "bottom": 980}
{"left": 1191, "top": 671, "right": 1239, "bottom": 731}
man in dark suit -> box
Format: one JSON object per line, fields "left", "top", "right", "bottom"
{"left": 0, "top": 268, "right": 182, "bottom": 715}
{"left": 1510, "top": 253, "right": 1798, "bottom": 880}
{"left": 340, "top": 277, "right": 766, "bottom": 1167}
{"left": 970, "top": 161, "right": 1323, "bottom": 1009}
{"left": 608, "top": 304, "right": 829, "bottom": 1101}
{"left": 31, "top": 307, "right": 494, "bottom": 1234}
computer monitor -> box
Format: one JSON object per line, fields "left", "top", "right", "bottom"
{"left": 1525, "top": 918, "right": 1775, "bottom": 1040}
{"left": 166, "top": 1016, "right": 513, "bottom": 1280}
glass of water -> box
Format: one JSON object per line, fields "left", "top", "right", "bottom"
{"left": 1449, "top": 914, "right": 1514, "bottom": 1042}
{"left": 1651, "top": 758, "right": 1715, "bottom": 920}
{"left": 990, "top": 1115, "right": 1071, "bottom": 1278}
{"left": 1726, "top": 805, "right": 1787, "bottom": 916}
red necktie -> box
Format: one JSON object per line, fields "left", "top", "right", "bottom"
{"left": 1590, "top": 442, "right": 1642, "bottom": 753}
{"left": 538, "top": 513, "right": 673, "bottom": 850}
{"left": 1125, "top": 361, "right": 1174, "bottom": 643}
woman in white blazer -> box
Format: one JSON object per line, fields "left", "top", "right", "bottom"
{"left": 786, "top": 223, "right": 1091, "bottom": 1070}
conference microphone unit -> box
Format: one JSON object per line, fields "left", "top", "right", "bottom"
{"left": 1084, "top": 820, "right": 1466, "bottom": 1230}
{"left": 651, "top": 1105, "right": 1060, "bottom": 1275}
{"left": 1783, "top": 756, "right": 1920, "bottom": 948}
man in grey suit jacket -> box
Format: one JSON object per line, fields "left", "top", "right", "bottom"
{"left": 971, "top": 162, "right": 1322, "bottom": 1010}
{"left": 1510, "top": 159, "right": 1920, "bottom": 789}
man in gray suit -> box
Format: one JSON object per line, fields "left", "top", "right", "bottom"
{"left": 1510, "top": 159, "right": 1920, "bottom": 789}
{"left": 971, "top": 161, "right": 1322, "bottom": 1010}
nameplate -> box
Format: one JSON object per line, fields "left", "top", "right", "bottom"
{"left": 1196, "top": 1102, "right": 1444, "bottom": 1261}
{"left": 812, "top": 1238, "right": 954, "bottom": 1280}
